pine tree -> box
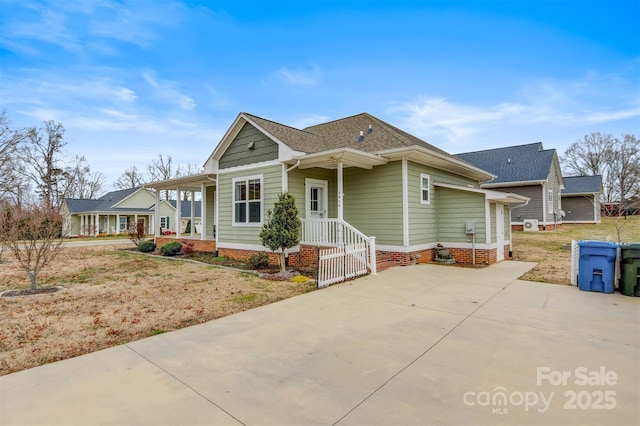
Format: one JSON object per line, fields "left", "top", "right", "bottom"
{"left": 259, "top": 193, "right": 301, "bottom": 273}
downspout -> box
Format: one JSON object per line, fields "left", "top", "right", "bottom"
{"left": 284, "top": 160, "right": 300, "bottom": 192}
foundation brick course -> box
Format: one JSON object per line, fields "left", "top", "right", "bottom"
{"left": 156, "top": 237, "right": 217, "bottom": 253}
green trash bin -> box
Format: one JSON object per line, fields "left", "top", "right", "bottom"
{"left": 619, "top": 243, "right": 640, "bottom": 297}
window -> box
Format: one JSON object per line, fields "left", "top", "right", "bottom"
{"left": 233, "top": 176, "right": 262, "bottom": 225}
{"left": 119, "top": 216, "right": 128, "bottom": 232}
{"left": 548, "top": 190, "right": 554, "bottom": 213}
{"left": 420, "top": 174, "right": 431, "bottom": 204}
{"left": 160, "top": 216, "right": 170, "bottom": 230}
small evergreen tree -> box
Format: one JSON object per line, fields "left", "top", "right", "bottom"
{"left": 260, "top": 193, "right": 301, "bottom": 273}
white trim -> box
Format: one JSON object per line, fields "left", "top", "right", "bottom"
{"left": 420, "top": 173, "right": 431, "bottom": 205}
{"left": 282, "top": 163, "right": 287, "bottom": 192}
{"left": 496, "top": 204, "right": 505, "bottom": 261}
{"left": 305, "top": 178, "right": 329, "bottom": 219}
{"left": 481, "top": 180, "right": 547, "bottom": 188}
{"left": 217, "top": 159, "right": 282, "bottom": 175}
{"left": 485, "top": 199, "right": 491, "bottom": 245}
{"left": 376, "top": 241, "right": 504, "bottom": 253}
{"left": 402, "top": 158, "right": 409, "bottom": 246}
{"left": 232, "top": 174, "right": 264, "bottom": 226}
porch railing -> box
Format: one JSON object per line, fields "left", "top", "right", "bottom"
{"left": 300, "top": 218, "right": 376, "bottom": 275}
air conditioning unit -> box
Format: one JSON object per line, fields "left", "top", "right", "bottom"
{"left": 523, "top": 219, "right": 539, "bottom": 232}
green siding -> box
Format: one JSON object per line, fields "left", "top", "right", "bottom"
{"left": 436, "top": 188, "right": 486, "bottom": 243}
{"left": 217, "top": 164, "right": 282, "bottom": 245}
{"left": 406, "top": 161, "right": 481, "bottom": 245}
{"left": 206, "top": 186, "right": 215, "bottom": 238}
{"left": 343, "top": 162, "right": 403, "bottom": 246}
{"left": 219, "top": 123, "right": 278, "bottom": 169}
{"left": 288, "top": 168, "right": 337, "bottom": 219}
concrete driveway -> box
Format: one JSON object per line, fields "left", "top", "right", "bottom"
{"left": 1, "top": 261, "right": 638, "bottom": 425}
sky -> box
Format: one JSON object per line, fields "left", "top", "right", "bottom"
{"left": 1, "top": 0, "right": 639, "bottom": 189}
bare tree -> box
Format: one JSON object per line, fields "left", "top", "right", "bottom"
{"left": 0, "top": 204, "right": 66, "bottom": 290}
{"left": 0, "top": 112, "right": 26, "bottom": 206}
{"left": 562, "top": 133, "right": 640, "bottom": 205}
{"left": 114, "top": 166, "right": 145, "bottom": 190}
{"left": 147, "top": 154, "right": 176, "bottom": 200}
{"left": 19, "top": 121, "right": 68, "bottom": 210}
{"left": 126, "top": 219, "right": 147, "bottom": 248}
{"left": 65, "top": 155, "right": 105, "bottom": 199}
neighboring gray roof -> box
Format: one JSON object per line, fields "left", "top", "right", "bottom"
{"left": 64, "top": 187, "right": 147, "bottom": 214}
{"left": 168, "top": 200, "right": 202, "bottom": 217}
{"left": 244, "top": 112, "right": 452, "bottom": 157}
{"left": 455, "top": 142, "right": 556, "bottom": 184}
{"left": 562, "top": 175, "right": 602, "bottom": 195}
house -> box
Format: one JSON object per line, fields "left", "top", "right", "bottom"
{"left": 62, "top": 187, "right": 201, "bottom": 237}
{"left": 146, "top": 112, "right": 529, "bottom": 273}
{"left": 456, "top": 142, "right": 564, "bottom": 231}
{"left": 561, "top": 175, "right": 602, "bottom": 223}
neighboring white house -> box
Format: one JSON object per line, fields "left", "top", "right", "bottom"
{"left": 61, "top": 187, "right": 201, "bottom": 237}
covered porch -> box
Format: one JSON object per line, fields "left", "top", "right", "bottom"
{"left": 144, "top": 173, "right": 217, "bottom": 242}
{"left": 75, "top": 211, "right": 153, "bottom": 237}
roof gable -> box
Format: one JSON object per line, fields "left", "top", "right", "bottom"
{"left": 64, "top": 187, "right": 152, "bottom": 213}
{"left": 456, "top": 143, "right": 558, "bottom": 184}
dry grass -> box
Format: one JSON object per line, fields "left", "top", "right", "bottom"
{"left": 512, "top": 217, "right": 640, "bottom": 285}
{"left": 0, "top": 245, "right": 315, "bottom": 376}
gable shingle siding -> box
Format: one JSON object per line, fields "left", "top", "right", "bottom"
{"left": 219, "top": 123, "right": 279, "bottom": 169}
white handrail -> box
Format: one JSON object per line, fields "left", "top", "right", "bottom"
{"left": 300, "top": 218, "right": 377, "bottom": 275}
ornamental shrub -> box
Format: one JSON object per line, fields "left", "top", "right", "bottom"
{"left": 247, "top": 252, "right": 270, "bottom": 269}
{"left": 259, "top": 192, "right": 300, "bottom": 273}
{"left": 160, "top": 241, "right": 182, "bottom": 256}
{"left": 138, "top": 240, "right": 157, "bottom": 253}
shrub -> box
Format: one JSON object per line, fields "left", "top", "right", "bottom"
{"left": 247, "top": 252, "right": 270, "bottom": 269}
{"left": 160, "top": 241, "right": 182, "bottom": 256}
{"left": 138, "top": 241, "right": 157, "bottom": 253}
{"left": 182, "top": 241, "right": 195, "bottom": 256}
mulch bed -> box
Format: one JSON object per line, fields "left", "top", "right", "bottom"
{"left": 1, "top": 286, "right": 65, "bottom": 297}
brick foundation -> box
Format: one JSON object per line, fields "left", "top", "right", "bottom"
{"left": 156, "top": 237, "right": 217, "bottom": 253}
{"left": 153, "top": 239, "right": 508, "bottom": 271}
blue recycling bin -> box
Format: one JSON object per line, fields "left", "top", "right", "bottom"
{"left": 578, "top": 240, "right": 618, "bottom": 293}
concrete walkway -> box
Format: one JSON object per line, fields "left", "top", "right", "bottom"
{"left": 1, "top": 261, "right": 638, "bottom": 425}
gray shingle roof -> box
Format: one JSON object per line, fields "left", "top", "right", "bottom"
{"left": 168, "top": 200, "right": 202, "bottom": 217}
{"left": 64, "top": 187, "right": 145, "bottom": 213}
{"left": 562, "top": 175, "right": 602, "bottom": 195}
{"left": 455, "top": 142, "right": 556, "bottom": 184}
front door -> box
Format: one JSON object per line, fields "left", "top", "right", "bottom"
{"left": 496, "top": 205, "right": 505, "bottom": 261}
{"left": 306, "top": 179, "right": 328, "bottom": 219}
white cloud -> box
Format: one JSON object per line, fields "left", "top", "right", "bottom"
{"left": 274, "top": 65, "right": 322, "bottom": 86}
{"left": 390, "top": 72, "right": 640, "bottom": 144}
{"left": 143, "top": 71, "right": 196, "bottom": 110}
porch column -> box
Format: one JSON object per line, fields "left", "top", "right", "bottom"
{"left": 134, "top": 214, "right": 138, "bottom": 234}
{"left": 337, "top": 162, "right": 344, "bottom": 221}
{"left": 155, "top": 190, "right": 160, "bottom": 237}
{"left": 95, "top": 214, "right": 99, "bottom": 236}
{"left": 200, "top": 183, "right": 207, "bottom": 240}
{"left": 80, "top": 215, "right": 84, "bottom": 236}
{"left": 190, "top": 192, "right": 195, "bottom": 237}
{"left": 337, "top": 161, "right": 344, "bottom": 245}
{"left": 116, "top": 214, "right": 120, "bottom": 234}
{"left": 175, "top": 187, "right": 182, "bottom": 238}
